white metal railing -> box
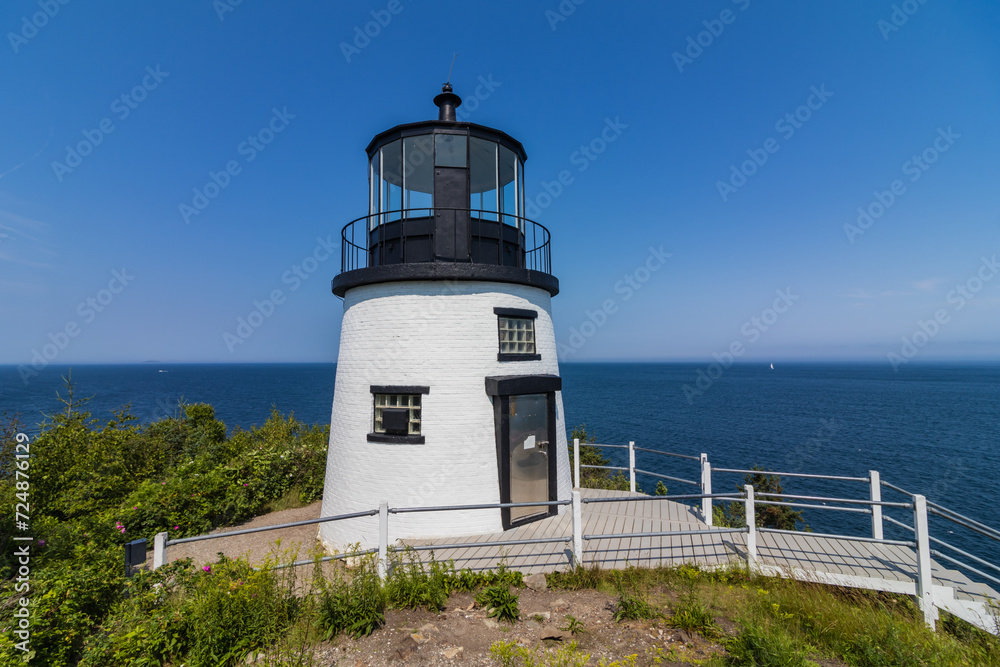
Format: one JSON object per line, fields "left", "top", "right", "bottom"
{"left": 142, "top": 442, "right": 1000, "bottom": 634}
{"left": 570, "top": 439, "right": 999, "bottom": 630}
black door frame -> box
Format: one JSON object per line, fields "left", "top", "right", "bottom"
{"left": 485, "top": 375, "right": 561, "bottom": 530}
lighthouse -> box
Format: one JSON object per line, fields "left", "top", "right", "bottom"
{"left": 319, "top": 85, "right": 571, "bottom": 551}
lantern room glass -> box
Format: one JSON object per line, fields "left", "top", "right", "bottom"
{"left": 369, "top": 132, "right": 522, "bottom": 227}
{"left": 403, "top": 136, "right": 433, "bottom": 216}
{"left": 470, "top": 138, "right": 521, "bottom": 227}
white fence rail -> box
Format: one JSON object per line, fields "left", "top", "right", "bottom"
{"left": 144, "top": 441, "right": 999, "bottom": 634}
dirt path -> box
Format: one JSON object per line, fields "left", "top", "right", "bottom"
{"left": 143, "top": 500, "right": 324, "bottom": 570}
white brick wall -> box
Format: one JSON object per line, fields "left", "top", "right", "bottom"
{"left": 319, "top": 279, "right": 571, "bottom": 551}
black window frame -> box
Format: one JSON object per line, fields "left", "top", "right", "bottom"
{"left": 367, "top": 385, "right": 429, "bottom": 444}
{"left": 494, "top": 307, "right": 541, "bottom": 361}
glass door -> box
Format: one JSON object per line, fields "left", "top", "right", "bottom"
{"left": 507, "top": 393, "right": 550, "bottom": 525}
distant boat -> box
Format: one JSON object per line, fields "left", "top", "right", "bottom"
{"left": 158, "top": 370, "right": 168, "bottom": 373}
{"left": 770, "top": 363, "right": 774, "bottom": 370}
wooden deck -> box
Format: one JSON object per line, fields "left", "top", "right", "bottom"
{"left": 403, "top": 489, "right": 999, "bottom": 610}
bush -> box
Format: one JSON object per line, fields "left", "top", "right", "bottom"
{"left": 384, "top": 549, "right": 453, "bottom": 611}
{"left": 10, "top": 541, "right": 125, "bottom": 666}
{"left": 568, "top": 425, "right": 636, "bottom": 492}
{"left": 718, "top": 467, "right": 806, "bottom": 531}
{"left": 77, "top": 554, "right": 298, "bottom": 667}
{"left": 611, "top": 590, "right": 658, "bottom": 622}
{"left": 315, "top": 554, "right": 385, "bottom": 639}
{"left": 475, "top": 584, "right": 520, "bottom": 624}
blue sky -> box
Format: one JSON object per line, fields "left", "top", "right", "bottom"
{"left": 1, "top": 0, "right": 998, "bottom": 369}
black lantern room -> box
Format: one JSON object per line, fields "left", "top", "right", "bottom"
{"left": 333, "top": 85, "right": 557, "bottom": 298}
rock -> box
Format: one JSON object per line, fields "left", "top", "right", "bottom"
{"left": 442, "top": 646, "right": 464, "bottom": 659}
{"left": 396, "top": 636, "right": 419, "bottom": 661}
{"left": 541, "top": 631, "right": 568, "bottom": 642}
{"left": 411, "top": 633, "right": 432, "bottom": 645}
{"left": 550, "top": 598, "right": 570, "bottom": 612}
{"left": 527, "top": 611, "right": 551, "bottom": 622}
{"left": 524, "top": 573, "right": 548, "bottom": 591}
{"left": 483, "top": 618, "right": 499, "bottom": 629}
{"left": 417, "top": 622, "right": 438, "bottom": 634}
{"left": 244, "top": 652, "right": 265, "bottom": 664}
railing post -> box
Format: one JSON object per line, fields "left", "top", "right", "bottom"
{"left": 153, "top": 531, "right": 167, "bottom": 570}
{"left": 628, "top": 441, "right": 636, "bottom": 493}
{"left": 701, "top": 453, "right": 713, "bottom": 527}
{"left": 378, "top": 501, "right": 389, "bottom": 580}
{"left": 571, "top": 490, "right": 583, "bottom": 567}
{"left": 573, "top": 438, "right": 580, "bottom": 488}
{"left": 869, "top": 470, "right": 883, "bottom": 540}
{"left": 912, "top": 494, "right": 938, "bottom": 629}
{"left": 744, "top": 485, "right": 757, "bottom": 571}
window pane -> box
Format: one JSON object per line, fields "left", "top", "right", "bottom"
{"left": 498, "top": 316, "right": 536, "bottom": 355}
{"left": 369, "top": 154, "right": 379, "bottom": 228}
{"left": 373, "top": 393, "right": 422, "bottom": 435}
{"left": 380, "top": 140, "right": 402, "bottom": 222}
{"left": 470, "top": 138, "right": 498, "bottom": 220}
{"left": 499, "top": 146, "right": 518, "bottom": 225}
{"left": 435, "top": 134, "right": 467, "bottom": 167}
{"left": 403, "top": 136, "right": 434, "bottom": 216}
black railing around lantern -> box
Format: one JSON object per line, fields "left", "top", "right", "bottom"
{"left": 339, "top": 208, "right": 552, "bottom": 276}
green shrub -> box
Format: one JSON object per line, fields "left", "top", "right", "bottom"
{"left": 77, "top": 554, "right": 298, "bottom": 667}
{"left": 384, "top": 548, "right": 454, "bottom": 611}
{"left": 475, "top": 584, "right": 520, "bottom": 623}
{"left": 668, "top": 594, "right": 718, "bottom": 638}
{"left": 725, "top": 623, "right": 817, "bottom": 667}
{"left": 611, "top": 590, "right": 658, "bottom": 622}
{"left": 11, "top": 541, "right": 125, "bottom": 666}
{"left": 449, "top": 562, "right": 523, "bottom": 592}
{"left": 315, "top": 554, "right": 385, "bottom": 639}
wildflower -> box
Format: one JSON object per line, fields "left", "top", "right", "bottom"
{"left": 203, "top": 565, "right": 212, "bottom": 573}
{"left": 38, "top": 539, "right": 45, "bottom": 546}
{"left": 173, "top": 526, "right": 180, "bottom": 530}
{"left": 115, "top": 521, "right": 126, "bottom": 534}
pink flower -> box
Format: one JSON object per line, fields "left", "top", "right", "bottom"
{"left": 173, "top": 525, "right": 179, "bottom": 530}
{"left": 203, "top": 565, "right": 211, "bottom": 573}
{"left": 115, "top": 521, "right": 126, "bottom": 534}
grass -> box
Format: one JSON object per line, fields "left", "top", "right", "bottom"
{"left": 546, "top": 562, "right": 999, "bottom": 667}
{"left": 21, "top": 550, "right": 998, "bottom": 666}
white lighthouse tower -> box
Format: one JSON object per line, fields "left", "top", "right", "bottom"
{"left": 319, "top": 85, "right": 571, "bottom": 551}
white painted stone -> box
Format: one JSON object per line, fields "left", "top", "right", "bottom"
{"left": 319, "top": 279, "right": 571, "bottom": 551}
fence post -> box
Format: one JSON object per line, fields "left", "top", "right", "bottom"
{"left": 701, "top": 453, "right": 713, "bottom": 526}
{"left": 744, "top": 485, "right": 757, "bottom": 571}
{"left": 572, "top": 490, "right": 583, "bottom": 567}
{"left": 628, "top": 441, "right": 636, "bottom": 493}
{"left": 378, "top": 501, "right": 389, "bottom": 580}
{"left": 573, "top": 438, "right": 580, "bottom": 488}
{"left": 153, "top": 531, "right": 167, "bottom": 570}
{"left": 869, "top": 470, "right": 883, "bottom": 540}
{"left": 912, "top": 494, "right": 938, "bottom": 629}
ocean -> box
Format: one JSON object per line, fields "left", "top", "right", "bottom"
{"left": 2, "top": 362, "right": 997, "bottom": 567}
